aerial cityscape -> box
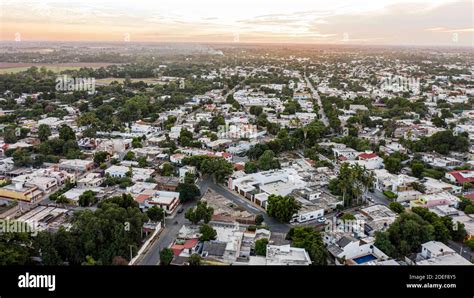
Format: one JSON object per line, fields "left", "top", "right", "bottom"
{"left": 0, "top": 0, "right": 473, "bottom": 283}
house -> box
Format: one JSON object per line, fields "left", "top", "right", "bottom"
{"left": 326, "top": 235, "right": 391, "bottom": 265}
{"left": 422, "top": 154, "right": 462, "bottom": 169}
{"left": 105, "top": 165, "right": 154, "bottom": 182}
{"left": 59, "top": 159, "right": 94, "bottom": 172}
{"left": 31, "top": 166, "right": 76, "bottom": 186}
{"left": 445, "top": 170, "right": 474, "bottom": 185}
{"left": 359, "top": 205, "right": 397, "bottom": 236}
{"left": 171, "top": 238, "right": 200, "bottom": 257}
{"left": 0, "top": 183, "right": 43, "bottom": 203}
{"left": 410, "top": 192, "right": 460, "bottom": 209}
{"left": 264, "top": 244, "right": 312, "bottom": 265}
{"left": 136, "top": 190, "right": 180, "bottom": 215}
{"left": 333, "top": 146, "right": 359, "bottom": 161}
{"left": 155, "top": 176, "right": 180, "bottom": 191}
{"left": 346, "top": 151, "right": 384, "bottom": 170}
{"left": 229, "top": 168, "right": 306, "bottom": 208}
{"left": 413, "top": 241, "right": 471, "bottom": 265}
{"left": 179, "top": 166, "right": 196, "bottom": 181}
{"left": 12, "top": 175, "right": 58, "bottom": 194}
{"left": 77, "top": 173, "right": 105, "bottom": 188}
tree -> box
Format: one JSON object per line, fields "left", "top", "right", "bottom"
{"left": 185, "top": 201, "right": 214, "bottom": 224}
{"left": 176, "top": 183, "right": 200, "bottom": 202}
{"left": 249, "top": 106, "right": 263, "bottom": 116}
{"left": 123, "top": 151, "right": 135, "bottom": 161}
{"left": 3, "top": 127, "right": 18, "bottom": 144}
{"left": 286, "top": 227, "right": 328, "bottom": 265}
{"left": 0, "top": 226, "right": 34, "bottom": 265}
{"left": 78, "top": 190, "right": 97, "bottom": 207}
{"left": 137, "top": 156, "right": 148, "bottom": 168}
{"left": 38, "top": 124, "right": 52, "bottom": 142}
{"left": 254, "top": 238, "right": 268, "bottom": 256}
{"left": 384, "top": 156, "right": 402, "bottom": 174}
{"left": 59, "top": 124, "right": 76, "bottom": 141}
{"left": 464, "top": 205, "right": 474, "bottom": 214}
{"left": 258, "top": 150, "right": 280, "bottom": 171}
{"left": 161, "top": 163, "right": 175, "bottom": 176}
{"left": 94, "top": 151, "right": 109, "bottom": 165}
{"left": 255, "top": 214, "right": 264, "bottom": 226}
{"left": 132, "top": 137, "right": 142, "bottom": 148}
{"left": 244, "top": 161, "right": 259, "bottom": 174}
{"left": 188, "top": 253, "right": 202, "bottom": 266}
{"left": 184, "top": 156, "right": 233, "bottom": 183}
{"left": 199, "top": 224, "right": 217, "bottom": 241}
{"left": 410, "top": 161, "right": 425, "bottom": 178}
{"left": 388, "top": 202, "right": 405, "bottom": 214}
{"left": 266, "top": 195, "right": 301, "bottom": 223}
{"left": 375, "top": 212, "right": 434, "bottom": 258}
{"left": 328, "top": 163, "right": 373, "bottom": 206}
{"left": 160, "top": 248, "right": 174, "bottom": 265}
{"left": 340, "top": 213, "right": 356, "bottom": 221}
{"left": 55, "top": 195, "right": 71, "bottom": 206}
{"left": 12, "top": 148, "right": 32, "bottom": 167}
{"left": 146, "top": 206, "right": 165, "bottom": 222}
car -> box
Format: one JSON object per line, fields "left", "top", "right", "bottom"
{"left": 336, "top": 212, "right": 345, "bottom": 218}
{"left": 177, "top": 207, "right": 184, "bottom": 214}
{"left": 317, "top": 217, "right": 326, "bottom": 223}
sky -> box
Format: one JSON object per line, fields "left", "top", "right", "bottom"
{"left": 1, "top": 0, "right": 473, "bottom": 46}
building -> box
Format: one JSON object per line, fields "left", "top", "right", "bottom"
{"left": 446, "top": 170, "right": 474, "bottom": 185}
{"left": 105, "top": 165, "right": 154, "bottom": 182}
{"left": 59, "top": 159, "right": 94, "bottom": 172}
{"left": 265, "top": 244, "right": 312, "bottom": 265}
{"left": 0, "top": 183, "right": 43, "bottom": 203}
{"left": 136, "top": 190, "right": 180, "bottom": 215}
{"left": 410, "top": 192, "right": 460, "bottom": 209}
{"left": 413, "top": 241, "right": 471, "bottom": 265}
{"left": 229, "top": 168, "right": 306, "bottom": 208}
{"left": 12, "top": 175, "right": 58, "bottom": 194}
{"left": 155, "top": 176, "right": 180, "bottom": 191}
{"left": 77, "top": 173, "right": 105, "bottom": 188}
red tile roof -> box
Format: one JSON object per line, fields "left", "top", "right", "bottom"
{"left": 135, "top": 194, "right": 151, "bottom": 204}
{"left": 171, "top": 239, "right": 199, "bottom": 256}
{"left": 448, "top": 170, "right": 474, "bottom": 184}
{"left": 358, "top": 153, "right": 378, "bottom": 159}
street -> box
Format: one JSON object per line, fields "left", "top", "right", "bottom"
{"left": 304, "top": 73, "right": 329, "bottom": 126}
{"left": 448, "top": 240, "right": 474, "bottom": 261}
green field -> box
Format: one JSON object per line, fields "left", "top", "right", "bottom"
{"left": 0, "top": 66, "right": 82, "bottom": 74}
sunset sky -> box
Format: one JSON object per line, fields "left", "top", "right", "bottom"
{"left": 1, "top": 0, "right": 473, "bottom": 46}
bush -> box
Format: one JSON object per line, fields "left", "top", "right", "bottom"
{"left": 465, "top": 240, "right": 474, "bottom": 251}
{"left": 389, "top": 202, "right": 405, "bottom": 214}
{"left": 383, "top": 190, "right": 398, "bottom": 199}
{"left": 255, "top": 238, "right": 269, "bottom": 256}
{"left": 464, "top": 205, "right": 474, "bottom": 214}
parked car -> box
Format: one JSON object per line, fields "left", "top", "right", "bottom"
{"left": 317, "top": 217, "right": 326, "bottom": 223}
{"left": 336, "top": 212, "right": 345, "bottom": 218}
{"left": 177, "top": 207, "right": 184, "bottom": 214}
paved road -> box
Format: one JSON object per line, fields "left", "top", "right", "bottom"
{"left": 366, "top": 189, "right": 391, "bottom": 207}
{"left": 206, "top": 180, "right": 290, "bottom": 233}
{"left": 304, "top": 73, "right": 329, "bottom": 126}
{"left": 137, "top": 200, "right": 196, "bottom": 265}
{"left": 137, "top": 179, "right": 211, "bottom": 265}
{"left": 448, "top": 240, "right": 474, "bottom": 261}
